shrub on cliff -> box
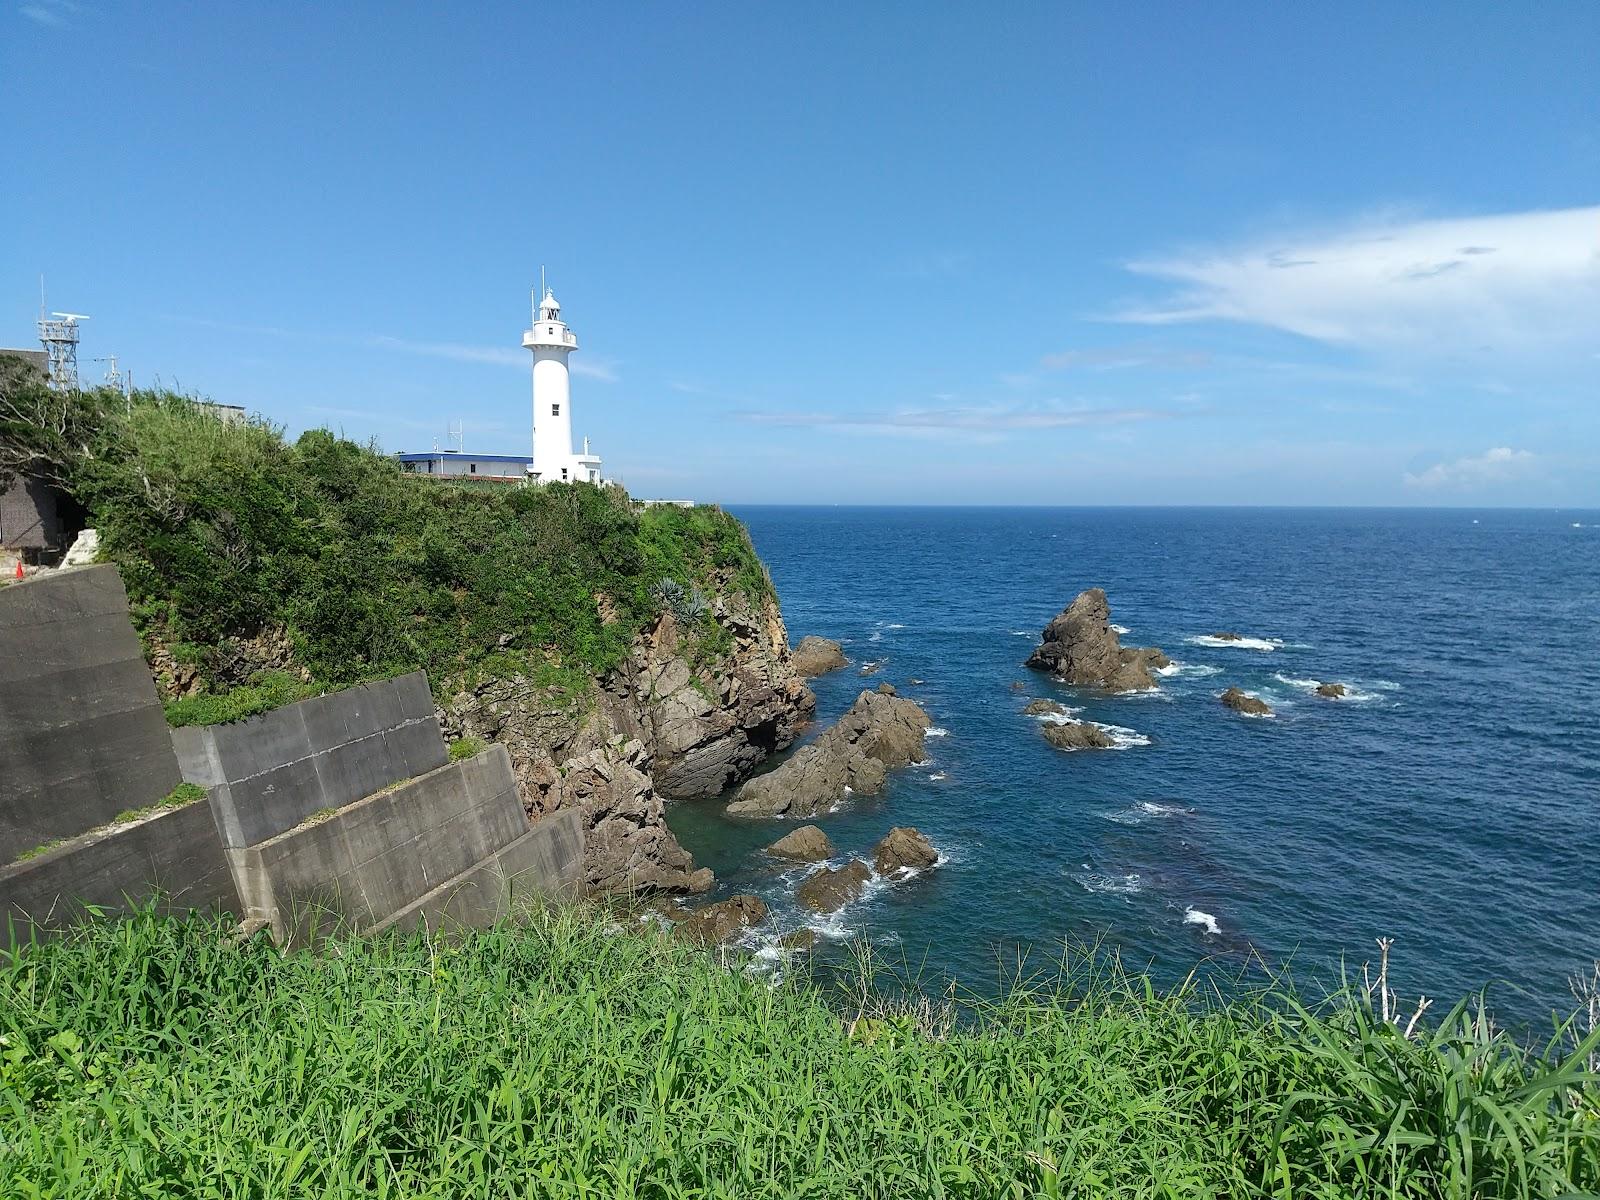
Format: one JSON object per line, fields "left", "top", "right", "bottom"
{"left": 41, "top": 387, "right": 769, "bottom": 708}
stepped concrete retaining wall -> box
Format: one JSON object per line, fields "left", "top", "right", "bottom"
{"left": 229, "top": 744, "right": 577, "bottom": 943}
{"left": 0, "top": 565, "right": 184, "bottom": 865}
{"left": 0, "top": 799, "right": 240, "bottom": 948}
{"left": 172, "top": 672, "right": 448, "bottom": 849}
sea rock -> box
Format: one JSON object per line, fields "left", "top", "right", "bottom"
{"left": 1026, "top": 588, "right": 1166, "bottom": 692}
{"left": 779, "top": 929, "right": 818, "bottom": 952}
{"left": 796, "top": 860, "right": 873, "bottom": 913}
{"left": 873, "top": 826, "right": 938, "bottom": 875}
{"left": 859, "top": 661, "right": 883, "bottom": 676}
{"left": 765, "top": 825, "right": 835, "bottom": 862}
{"left": 1041, "top": 720, "right": 1117, "bottom": 750}
{"left": 1023, "top": 698, "right": 1068, "bottom": 716}
{"left": 791, "top": 635, "right": 847, "bottom": 677}
{"left": 1211, "top": 631, "right": 1243, "bottom": 641}
{"left": 875, "top": 682, "right": 897, "bottom": 696}
{"left": 726, "top": 689, "right": 932, "bottom": 819}
{"left": 1220, "top": 687, "right": 1272, "bottom": 716}
{"left": 1316, "top": 682, "right": 1347, "bottom": 698}
{"left": 526, "top": 737, "right": 716, "bottom": 895}
{"left": 676, "top": 894, "right": 769, "bottom": 946}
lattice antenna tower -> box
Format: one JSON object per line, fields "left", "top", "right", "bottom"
{"left": 37, "top": 277, "right": 87, "bottom": 391}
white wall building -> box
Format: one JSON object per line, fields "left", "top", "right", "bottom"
{"left": 523, "top": 287, "right": 603, "bottom": 485}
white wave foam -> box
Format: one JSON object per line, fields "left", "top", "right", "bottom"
{"left": 1098, "top": 722, "right": 1151, "bottom": 748}
{"left": 1032, "top": 707, "right": 1085, "bottom": 724}
{"left": 1138, "top": 801, "right": 1190, "bottom": 817}
{"left": 928, "top": 771, "right": 947, "bottom": 781}
{"left": 1074, "top": 870, "right": 1143, "bottom": 896}
{"left": 1102, "top": 799, "right": 1189, "bottom": 824}
{"left": 1156, "top": 661, "right": 1222, "bottom": 678}
{"left": 1010, "top": 629, "right": 1032, "bottom": 637}
{"left": 1184, "top": 907, "right": 1221, "bottom": 936}
{"left": 926, "top": 726, "right": 949, "bottom": 737}
{"left": 868, "top": 630, "right": 882, "bottom": 642}
{"left": 1272, "top": 674, "right": 1384, "bottom": 704}
{"left": 1110, "top": 623, "right": 1130, "bottom": 634}
{"left": 1186, "top": 634, "right": 1283, "bottom": 652}
{"left": 886, "top": 622, "right": 905, "bottom": 628}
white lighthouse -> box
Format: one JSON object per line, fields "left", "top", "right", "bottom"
{"left": 523, "top": 285, "right": 603, "bottom": 484}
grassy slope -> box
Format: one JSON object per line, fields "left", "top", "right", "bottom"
{"left": 1, "top": 910, "right": 1595, "bottom": 1199}
{"left": 38, "top": 387, "right": 768, "bottom": 723}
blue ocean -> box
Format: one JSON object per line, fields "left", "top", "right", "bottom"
{"left": 668, "top": 507, "right": 1600, "bottom": 1024}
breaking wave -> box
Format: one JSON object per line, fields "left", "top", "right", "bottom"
{"left": 1073, "top": 870, "right": 1144, "bottom": 896}
{"left": 1184, "top": 907, "right": 1221, "bottom": 936}
{"left": 1186, "top": 634, "right": 1284, "bottom": 652}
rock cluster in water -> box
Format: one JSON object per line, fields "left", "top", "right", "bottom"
{"left": 1316, "top": 682, "right": 1346, "bottom": 698}
{"left": 764, "top": 825, "right": 834, "bottom": 862}
{"left": 726, "top": 685, "right": 931, "bottom": 818}
{"left": 1026, "top": 588, "right": 1168, "bottom": 692}
{"left": 1220, "top": 686, "right": 1272, "bottom": 716}
{"left": 797, "top": 860, "right": 873, "bottom": 913}
{"left": 790, "top": 635, "right": 847, "bottom": 677}
{"left": 873, "top": 826, "right": 938, "bottom": 875}
{"left": 1041, "top": 720, "right": 1116, "bottom": 750}
{"left": 675, "top": 894, "right": 769, "bottom": 946}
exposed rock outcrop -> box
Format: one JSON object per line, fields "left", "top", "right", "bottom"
{"left": 726, "top": 689, "right": 931, "bottom": 819}
{"left": 1041, "top": 721, "right": 1117, "bottom": 751}
{"left": 797, "top": 860, "right": 872, "bottom": 913}
{"left": 1316, "top": 682, "right": 1347, "bottom": 698}
{"left": 765, "top": 825, "right": 834, "bottom": 862}
{"left": 873, "top": 826, "right": 938, "bottom": 875}
{"left": 791, "top": 635, "right": 847, "bottom": 677}
{"left": 1026, "top": 588, "right": 1167, "bottom": 692}
{"left": 1220, "top": 687, "right": 1272, "bottom": 716}
{"left": 677, "top": 894, "right": 768, "bottom": 946}
{"left": 443, "top": 580, "right": 815, "bottom": 897}
{"left": 1023, "top": 698, "right": 1068, "bottom": 716}
{"left": 1211, "top": 631, "right": 1243, "bottom": 642}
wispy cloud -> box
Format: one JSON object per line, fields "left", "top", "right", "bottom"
{"left": 1404, "top": 446, "right": 1537, "bottom": 489}
{"left": 1117, "top": 205, "right": 1600, "bottom": 355}
{"left": 370, "top": 334, "right": 619, "bottom": 381}
{"left": 1041, "top": 345, "right": 1214, "bottom": 371}
{"left": 20, "top": 0, "right": 80, "bottom": 27}
{"left": 734, "top": 402, "right": 1171, "bottom": 440}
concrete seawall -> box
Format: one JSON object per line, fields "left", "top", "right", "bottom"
{"left": 0, "top": 565, "right": 184, "bottom": 864}
{"left": 2, "top": 569, "right": 584, "bottom": 949}
{"left": 172, "top": 672, "right": 448, "bottom": 849}
{"left": 0, "top": 799, "right": 240, "bottom": 945}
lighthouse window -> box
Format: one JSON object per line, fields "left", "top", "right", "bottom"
{"left": 561, "top": 467, "right": 569, "bottom": 481}
{"left": 552, "top": 403, "right": 560, "bottom": 416}
{"left": 469, "top": 463, "right": 477, "bottom": 474}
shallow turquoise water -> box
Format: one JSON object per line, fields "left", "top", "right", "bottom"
{"left": 666, "top": 507, "right": 1600, "bottom": 1024}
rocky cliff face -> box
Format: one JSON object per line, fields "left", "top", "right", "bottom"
{"left": 441, "top": 578, "right": 814, "bottom": 897}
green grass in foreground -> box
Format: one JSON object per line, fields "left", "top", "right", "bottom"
{"left": 1, "top": 909, "right": 1595, "bottom": 1198}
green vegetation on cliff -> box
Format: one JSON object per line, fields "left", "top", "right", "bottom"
{"left": 1, "top": 909, "right": 1595, "bottom": 1198}
{"left": 3, "top": 370, "right": 770, "bottom": 717}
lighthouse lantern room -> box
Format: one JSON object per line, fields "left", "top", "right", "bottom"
{"left": 522, "top": 285, "right": 603, "bottom": 484}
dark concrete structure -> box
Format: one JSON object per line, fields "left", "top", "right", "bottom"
{"left": 171, "top": 672, "right": 448, "bottom": 849}
{"left": 0, "top": 798, "right": 241, "bottom": 948}
{"left": 0, "top": 565, "right": 184, "bottom": 864}
{"left": 0, "top": 475, "right": 66, "bottom": 551}
{"left": 230, "top": 745, "right": 581, "bottom": 943}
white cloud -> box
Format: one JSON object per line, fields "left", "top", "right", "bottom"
{"left": 20, "top": 0, "right": 78, "bottom": 27}
{"left": 369, "top": 335, "right": 618, "bottom": 382}
{"left": 1403, "top": 446, "right": 1537, "bottom": 489}
{"left": 735, "top": 402, "right": 1170, "bottom": 440}
{"left": 1119, "top": 206, "right": 1600, "bottom": 355}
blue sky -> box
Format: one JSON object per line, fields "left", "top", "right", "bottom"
{"left": 3, "top": 3, "right": 1597, "bottom": 505}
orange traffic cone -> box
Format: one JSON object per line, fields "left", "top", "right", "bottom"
{"left": 13, "top": 559, "right": 23, "bottom": 580}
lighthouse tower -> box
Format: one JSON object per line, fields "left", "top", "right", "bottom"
{"left": 522, "top": 286, "right": 603, "bottom": 484}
